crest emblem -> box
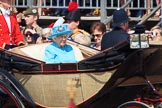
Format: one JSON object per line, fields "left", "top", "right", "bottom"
{"left": 32, "top": 9, "right": 37, "bottom": 13}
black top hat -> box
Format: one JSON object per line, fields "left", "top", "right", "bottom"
{"left": 112, "top": 8, "right": 130, "bottom": 28}
{"left": 65, "top": 10, "right": 81, "bottom": 21}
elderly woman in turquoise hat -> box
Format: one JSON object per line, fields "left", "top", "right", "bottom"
{"left": 44, "top": 24, "right": 77, "bottom": 63}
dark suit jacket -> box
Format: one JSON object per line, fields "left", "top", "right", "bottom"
{"left": 101, "top": 28, "right": 130, "bottom": 50}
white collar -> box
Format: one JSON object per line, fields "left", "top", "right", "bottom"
{"left": 0, "top": 7, "right": 10, "bottom": 16}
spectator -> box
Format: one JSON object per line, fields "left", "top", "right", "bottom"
{"left": 120, "top": 0, "right": 131, "bottom": 16}
{"left": 16, "top": 12, "right": 24, "bottom": 31}
{"left": 101, "top": 8, "right": 130, "bottom": 50}
{"left": 16, "top": 12, "right": 23, "bottom": 23}
{"left": 41, "top": 28, "right": 52, "bottom": 43}
{"left": 23, "top": 7, "right": 42, "bottom": 35}
{"left": 142, "top": 0, "right": 160, "bottom": 18}
{"left": 0, "top": 0, "right": 24, "bottom": 50}
{"left": 65, "top": 10, "right": 91, "bottom": 46}
{"left": 44, "top": 24, "right": 77, "bottom": 63}
{"left": 23, "top": 26, "right": 40, "bottom": 44}
{"left": 130, "top": 0, "right": 144, "bottom": 17}
{"left": 80, "top": 0, "right": 100, "bottom": 16}
{"left": 154, "top": 0, "right": 161, "bottom": 18}
{"left": 90, "top": 22, "right": 106, "bottom": 50}
{"left": 54, "top": 0, "right": 70, "bottom": 16}
{"left": 145, "top": 25, "right": 162, "bottom": 41}
{"left": 145, "top": 0, "right": 151, "bottom": 17}
{"left": 150, "top": 25, "right": 162, "bottom": 36}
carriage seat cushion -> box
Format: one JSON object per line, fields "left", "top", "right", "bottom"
{"left": 10, "top": 43, "right": 84, "bottom": 62}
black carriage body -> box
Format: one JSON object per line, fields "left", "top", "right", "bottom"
{"left": 0, "top": 41, "right": 162, "bottom": 107}
{"left": 78, "top": 45, "right": 162, "bottom": 108}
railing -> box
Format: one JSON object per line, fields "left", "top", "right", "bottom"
{"left": 12, "top": 0, "right": 161, "bottom": 24}
{"left": 13, "top": 0, "right": 158, "bottom": 9}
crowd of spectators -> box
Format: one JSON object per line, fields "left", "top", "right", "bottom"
{"left": 120, "top": 0, "right": 161, "bottom": 18}
{"left": 31, "top": 0, "right": 161, "bottom": 18}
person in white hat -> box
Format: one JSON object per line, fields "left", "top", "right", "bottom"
{"left": 44, "top": 24, "right": 77, "bottom": 63}
{"left": 41, "top": 28, "right": 52, "bottom": 43}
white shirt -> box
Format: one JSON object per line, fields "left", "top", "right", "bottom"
{"left": 0, "top": 7, "right": 11, "bottom": 32}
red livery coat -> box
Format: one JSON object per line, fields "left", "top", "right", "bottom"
{"left": 0, "top": 12, "right": 24, "bottom": 48}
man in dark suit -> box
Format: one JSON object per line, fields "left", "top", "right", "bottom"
{"left": 101, "top": 8, "right": 130, "bottom": 50}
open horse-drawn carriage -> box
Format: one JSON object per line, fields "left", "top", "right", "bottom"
{"left": 0, "top": 39, "right": 162, "bottom": 108}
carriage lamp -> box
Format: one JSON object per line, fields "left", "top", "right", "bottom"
{"left": 129, "top": 25, "right": 149, "bottom": 49}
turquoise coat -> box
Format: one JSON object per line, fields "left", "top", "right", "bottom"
{"left": 44, "top": 42, "right": 77, "bottom": 63}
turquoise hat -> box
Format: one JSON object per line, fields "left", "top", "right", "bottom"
{"left": 48, "top": 24, "right": 72, "bottom": 39}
